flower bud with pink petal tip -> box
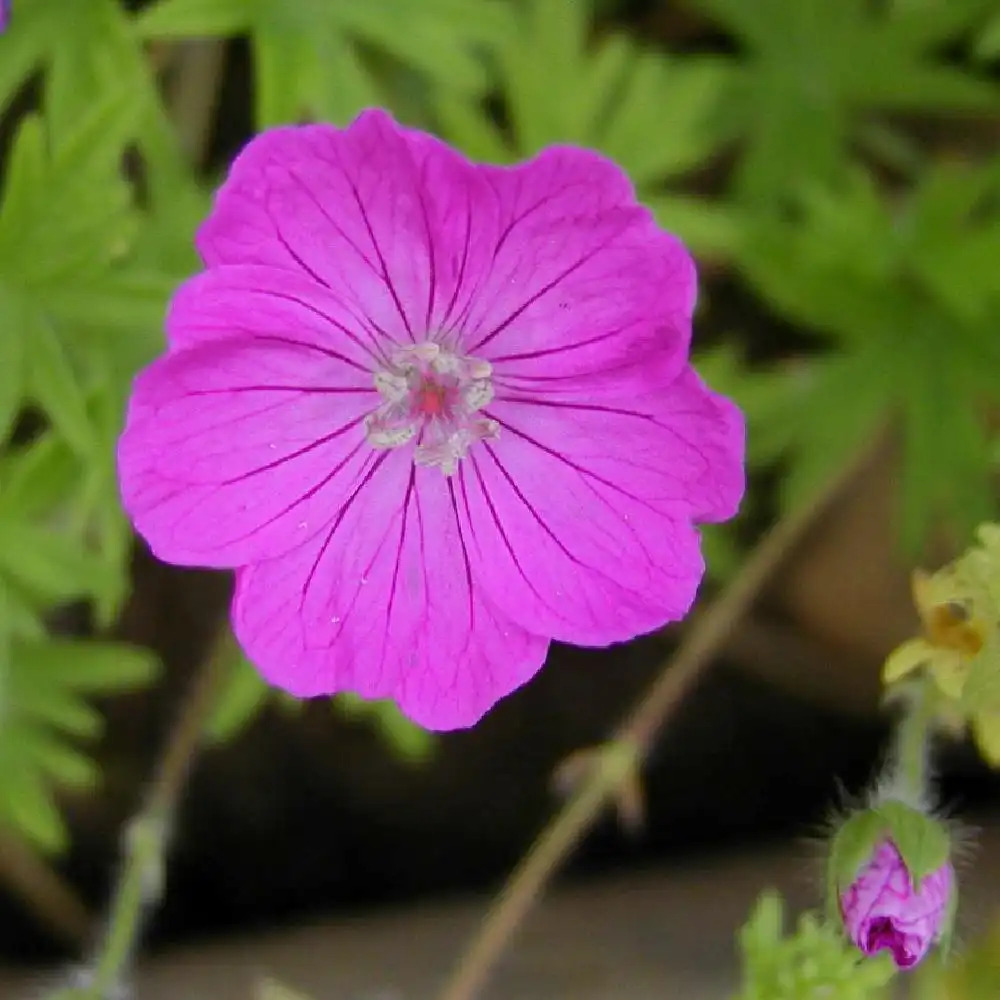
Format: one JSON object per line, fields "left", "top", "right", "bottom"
{"left": 827, "top": 800, "right": 956, "bottom": 970}
{"left": 839, "top": 838, "right": 953, "bottom": 968}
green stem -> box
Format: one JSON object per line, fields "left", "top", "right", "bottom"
{"left": 86, "top": 815, "right": 165, "bottom": 996}
{"left": 46, "top": 628, "right": 231, "bottom": 1000}
{"left": 895, "top": 678, "right": 935, "bottom": 801}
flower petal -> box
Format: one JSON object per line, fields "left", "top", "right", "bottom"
{"left": 118, "top": 337, "right": 375, "bottom": 567}
{"left": 197, "top": 109, "right": 504, "bottom": 345}
{"left": 198, "top": 112, "right": 691, "bottom": 386}
{"left": 883, "top": 638, "right": 936, "bottom": 685}
{"left": 232, "top": 452, "right": 549, "bottom": 730}
{"left": 166, "top": 265, "right": 388, "bottom": 372}
{"left": 840, "top": 839, "right": 952, "bottom": 970}
{"left": 456, "top": 367, "right": 744, "bottom": 645}
{"left": 457, "top": 146, "right": 696, "bottom": 383}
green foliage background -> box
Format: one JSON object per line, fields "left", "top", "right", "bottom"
{"left": 0, "top": 1, "right": 998, "bottom": 992}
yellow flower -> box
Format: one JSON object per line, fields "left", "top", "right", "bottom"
{"left": 883, "top": 525, "right": 1000, "bottom": 769}
{"left": 883, "top": 569, "right": 988, "bottom": 699}
{"left": 972, "top": 708, "right": 1000, "bottom": 767}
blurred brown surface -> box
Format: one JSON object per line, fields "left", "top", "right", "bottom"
{"left": 3, "top": 820, "right": 998, "bottom": 1000}
{"left": 760, "top": 435, "right": 919, "bottom": 715}
{"left": 771, "top": 438, "right": 918, "bottom": 666}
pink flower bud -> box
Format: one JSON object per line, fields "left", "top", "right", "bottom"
{"left": 839, "top": 839, "right": 954, "bottom": 969}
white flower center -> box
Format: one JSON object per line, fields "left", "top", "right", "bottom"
{"left": 365, "top": 341, "right": 499, "bottom": 475}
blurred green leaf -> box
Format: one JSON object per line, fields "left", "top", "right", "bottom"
{"left": 452, "top": 0, "right": 733, "bottom": 177}
{"left": 140, "top": 0, "right": 513, "bottom": 127}
{"left": 15, "top": 640, "right": 158, "bottom": 690}
{"left": 647, "top": 196, "right": 741, "bottom": 261}
{"left": 739, "top": 889, "right": 785, "bottom": 957}
{"left": 207, "top": 649, "right": 272, "bottom": 744}
{"left": 690, "top": 0, "right": 1000, "bottom": 201}
{"left": 0, "top": 89, "right": 171, "bottom": 476}
{"left": 0, "top": 0, "right": 186, "bottom": 201}
{"left": 0, "top": 523, "right": 117, "bottom": 609}
{"left": 1, "top": 763, "right": 70, "bottom": 853}
{"left": 900, "top": 160, "right": 1000, "bottom": 323}
{"left": 0, "top": 583, "right": 48, "bottom": 642}
{"left": 894, "top": 337, "right": 996, "bottom": 550}
{"left": 734, "top": 168, "right": 1000, "bottom": 548}
{"left": 0, "top": 435, "right": 80, "bottom": 521}
{"left": 47, "top": 0, "right": 189, "bottom": 201}
{"left": 694, "top": 344, "right": 807, "bottom": 467}
{"left": 0, "top": 10, "right": 47, "bottom": 113}
{"left": 45, "top": 0, "right": 149, "bottom": 138}
{"left": 911, "top": 918, "right": 1000, "bottom": 998}
{"left": 0, "top": 289, "right": 28, "bottom": 443}
{"left": 0, "top": 639, "right": 158, "bottom": 852}
{"left": 27, "top": 320, "right": 96, "bottom": 460}
{"left": 129, "top": 171, "right": 211, "bottom": 279}
{"left": 44, "top": 273, "right": 177, "bottom": 344}
{"left": 0, "top": 97, "right": 138, "bottom": 288}
{"left": 0, "top": 92, "right": 159, "bottom": 629}
{"left": 0, "top": 429, "right": 123, "bottom": 619}
{"left": 134, "top": 0, "right": 247, "bottom": 36}
{"left": 699, "top": 523, "right": 743, "bottom": 582}
{"left": 1, "top": 5, "right": 187, "bottom": 436}
{"left": 734, "top": 891, "right": 896, "bottom": 1000}
{"left": 976, "top": 11, "right": 1000, "bottom": 59}
{"left": 337, "top": 694, "right": 435, "bottom": 762}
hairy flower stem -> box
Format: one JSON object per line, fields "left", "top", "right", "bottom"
{"left": 893, "top": 678, "right": 935, "bottom": 803}
{"left": 436, "top": 434, "right": 887, "bottom": 1000}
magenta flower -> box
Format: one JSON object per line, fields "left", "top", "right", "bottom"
{"left": 839, "top": 839, "right": 954, "bottom": 969}
{"left": 118, "top": 109, "right": 744, "bottom": 729}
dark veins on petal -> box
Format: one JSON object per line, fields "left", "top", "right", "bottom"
{"left": 458, "top": 460, "right": 550, "bottom": 612}
{"left": 473, "top": 443, "right": 654, "bottom": 604}
{"left": 188, "top": 436, "right": 370, "bottom": 555}
{"left": 468, "top": 232, "right": 622, "bottom": 355}
{"left": 486, "top": 415, "right": 679, "bottom": 517}
{"left": 253, "top": 287, "right": 390, "bottom": 368}
{"left": 300, "top": 451, "right": 391, "bottom": 631}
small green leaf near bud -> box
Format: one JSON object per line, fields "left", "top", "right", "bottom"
{"left": 829, "top": 801, "right": 951, "bottom": 898}
{"left": 873, "top": 800, "right": 950, "bottom": 889}
{"left": 828, "top": 808, "right": 888, "bottom": 896}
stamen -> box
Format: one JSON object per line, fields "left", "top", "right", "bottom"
{"left": 365, "top": 341, "right": 499, "bottom": 474}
